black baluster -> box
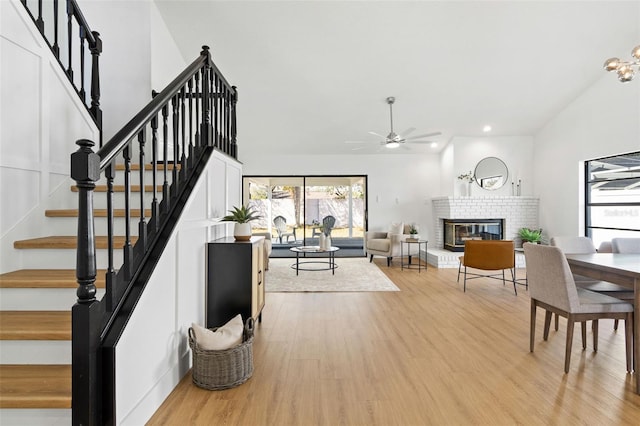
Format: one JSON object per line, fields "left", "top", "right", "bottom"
{"left": 213, "top": 72, "right": 219, "bottom": 149}
{"left": 138, "top": 130, "right": 147, "bottom": 250}
{"left": 52, "top": 0, "right": 60, "bottom": 57}
{"left": 172, "top": 95, "right": 180, "bottom": 194}
{"left": 161, "top": 103, "right": 170, "bottom": 211}
{"left": 104, "top": 161, "right": 116, "bottom": 311}
{"left": 195, "top": 70, "right": 201, "bottom": 147}
{"left": 66, "top": 0, "right": 73, "bottom": 80}
{"left": 231, "top": 86, "right": 238, "bottom": 159}
{"left": 122, "top": 145, "right": 133, "bottom": 280}
{"left": 187, "top": 78, "right": 194, "bottom": 159}
{"left": 150, "top": 99, "right": 159, "bottom": 232}
{"left": 180, "top": 86, "right": 186, "bottom": 172}
{"left": 201, "top": 46, "right": 212, "bottom": 147}
{"left": 90, "top": 31, "right": 102, "bottom": 143}
{"left": 36, "top": 0, "right": 44, "bottom": 32}
{"left": 79, "top": 28, "right": 86, "bottom": 103}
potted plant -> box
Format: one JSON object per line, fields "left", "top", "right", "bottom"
{"left": 519, "top": 227, "right": 542, "bottom": 244}
{"left": 409, "top": 224, "right": 419, "bottom": 240}
{"left": 221, "top": 205, "right": 261, "bottom": 241}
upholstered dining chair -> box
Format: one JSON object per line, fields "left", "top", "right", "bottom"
{"left": 550, "top": 236, "right": 634, "bottom": 331}
{"left": 273, "top": 215, "right": 296, "bottom": 244}
{"left": 524, "top": 243, "right": 634, "bottom": 373}
{"left": 612, "top": 238, "right": 640, "bottom": 254}
{"left": 457, "top": 240, "right": 517, "bottom": 295}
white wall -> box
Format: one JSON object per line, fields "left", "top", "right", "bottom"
{"left": 0, "top": 0, "right": 100, "bottom": 273}
{"left": 443, "top": 135, "right": 534, "bottom": 197}
{"left": 534, "top": 74, "right": 640, "bottom": 239}
{"left": 80, "top": 0, "right": 153, "bottom": 141}
{"left": 240, "top": 152, "right": 441, "bottom": 241}
{"left": 115, "top": 150, "right": 241, "bottom": 425}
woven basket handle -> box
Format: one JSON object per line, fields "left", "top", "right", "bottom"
{"left": 188, "top": 327, "right": 196, "bottom": 343}
{"left": 244, "top": 317, "right": 255, "bottom": 340}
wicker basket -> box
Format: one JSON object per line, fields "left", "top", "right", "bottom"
{"left": 188, "top": 317, "right": 254, "bottom": 390}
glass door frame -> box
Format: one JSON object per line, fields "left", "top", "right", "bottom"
{"left": 243, "top": 174, "right": 368, "bottom": 252}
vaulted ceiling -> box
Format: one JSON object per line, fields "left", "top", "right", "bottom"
{"left": 155, "top": 1, "right": 640, "bottom": 156}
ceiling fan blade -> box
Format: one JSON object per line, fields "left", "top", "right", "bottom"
{"left": 344, "top": 140, "right": 366, "bottom": 144}
{"left": 407, "top": 131, "right": 442, "bottom": 140}
{"left": 399, "top": 127, "right": 416, "bottom": 138}
{"left": 368, "top": 131, "right": 387, "bottom": 139}
{"left": 406, "top": 140, "right": 434, "bottom": 144}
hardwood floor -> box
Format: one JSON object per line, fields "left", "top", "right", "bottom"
{"left": 148, "top": 261, "right": 640, "bottom": 425}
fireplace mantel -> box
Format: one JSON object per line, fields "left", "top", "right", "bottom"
{"left": 432, "top": 196, "right": 539, "bottom": 250}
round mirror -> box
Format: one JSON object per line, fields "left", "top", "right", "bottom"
{"left": 474, "top": 157, "right": 509, "bottom": 190}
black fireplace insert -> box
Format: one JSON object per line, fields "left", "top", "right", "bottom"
{"left": 443, "top": 218, "right": 504, "bottom": 252}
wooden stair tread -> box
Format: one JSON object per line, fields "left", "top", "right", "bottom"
{"left": 115, "top": 163, "right": 178, "bottom": 171}
{"left": 0, "top": 269, "right": 106, "bottom": 289}
{"left": 0, "top": 311, "right": 71, "bottom": 340}
{"left": 0, "top": 365, "right": 71, "bottom": 408}
{"left": 71, "top": 184, "right": 164, "bottom": 192}
{"left": 14, "top": 236, "right": 136, "bottom": 249}
{"left": 46, "top": 208, "right": 152, "bottom": 217}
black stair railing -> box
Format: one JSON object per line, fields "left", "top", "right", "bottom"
{"left": 21, "top": 0, "right": 102, "bottom": 133}
{"left": 71, "top": 46, "right": 237, "bottom": 425}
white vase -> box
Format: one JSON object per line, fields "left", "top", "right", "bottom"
{"left": 319, "top": 233, "right": 326, "bottom": 249}
{"left": 325, "top": 235, "right": 332, "bottom": 249}
{"left": 234, "top": 222, "right": 252, "bottom": 241}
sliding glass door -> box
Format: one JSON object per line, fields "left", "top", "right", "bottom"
{"left": 243, "top": 175, "right": 367, "bottom": 257}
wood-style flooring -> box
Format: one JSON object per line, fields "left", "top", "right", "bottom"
{"left": 148, "top": 261, "right": 640, "bottom": 425}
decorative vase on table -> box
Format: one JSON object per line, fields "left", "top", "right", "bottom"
{"left": 319, "top": 233, "right": 326, "bottom": 249}
{"left": 325, "top": 235, "right": 332, "bottom": 250}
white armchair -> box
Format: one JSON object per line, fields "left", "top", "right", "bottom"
{"left": 365, "top": 223, "right": 419, "bottom": 266}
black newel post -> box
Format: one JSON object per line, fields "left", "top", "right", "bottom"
{"left": 71, "top": 138, "right": 104, "bottom": 426}
{"left": 89, "top": 31, "right": 103, "bottom": 145}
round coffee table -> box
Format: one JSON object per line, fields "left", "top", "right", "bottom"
{"left": 289, "top": 246, "right": 340, "bottom": 275}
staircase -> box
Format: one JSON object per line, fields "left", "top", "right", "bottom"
{"left": 0, "top": 164, "right": 164, "bottom": 421}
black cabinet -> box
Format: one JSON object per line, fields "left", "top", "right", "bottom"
{"left": 206, "top": 236, "right": 265, "bottom": 328}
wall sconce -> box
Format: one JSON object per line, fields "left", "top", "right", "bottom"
{"left": 604, "top": 45, "right": 640, "bottom": 82}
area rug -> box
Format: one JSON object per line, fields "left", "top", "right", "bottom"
{"left": 265, "top": 257, "right": 400, "bottom": 292}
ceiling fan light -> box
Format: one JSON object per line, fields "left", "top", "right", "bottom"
{"left": 430, "top": 142, "right": 438, "bottom": 148}
{"left": 603, "top": 57, "right": 621, "bottom": 72}
{"left": 617, "top": 65, "right": 635, "bottom": 82}
{"left": 386, "top": 141, "right": 400, "bottom": 149}
{"left": 631, "top": 45, "right": 640, "bottom": 60}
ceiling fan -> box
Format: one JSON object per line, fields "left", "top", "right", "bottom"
{"left": 346, "top": 97, "right": 441, "bottom": 150}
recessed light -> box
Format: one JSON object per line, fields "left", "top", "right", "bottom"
{"left": 483, "top": 125, "right": 492, "bottom": 132}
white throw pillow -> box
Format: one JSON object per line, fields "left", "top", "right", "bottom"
{"left": 389, "top": 222, "right": 404, "bottom": 235}
{"left": 191, "top": 314, "right": 244, "bottom": 350}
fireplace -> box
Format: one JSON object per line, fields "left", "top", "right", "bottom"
{"left": 443, "top": 219, "right": 504, "bottom": 252}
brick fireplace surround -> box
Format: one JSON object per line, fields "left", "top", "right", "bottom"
{"left": 427, "top": 196, "right": 539, "bottom": 268}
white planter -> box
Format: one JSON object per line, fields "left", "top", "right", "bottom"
{"left": 234, "top": 222, "right": 252, "bottom": 241}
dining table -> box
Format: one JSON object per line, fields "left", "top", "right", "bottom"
{"left": 565, "top": 253, "right": 640, "bottom": 394}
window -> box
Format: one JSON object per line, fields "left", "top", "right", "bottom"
{"left": 585, "top": 151, "right": 640, "bottom": 246}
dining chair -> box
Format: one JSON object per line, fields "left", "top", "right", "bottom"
{"left": 524, "top": 243, "right": 634, "bottom": 373}
{"left": 457, "top": 240, "right": 517, "bottom": 295}
{"left": 612, "top": 238, "right": 640, "bottom": 254}
{"left": 550, "top": 236, "right": 634, "bottom": 331}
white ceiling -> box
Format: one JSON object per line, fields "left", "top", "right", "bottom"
{"left": 155, "top": 0, "right": 640, "bottom": 156}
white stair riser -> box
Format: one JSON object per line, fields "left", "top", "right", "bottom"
{"left": 0, "top": 409, "right": 71, "bottom": 426}
{"left": 0, "top": 288, "right": 106, "bottom": 311}
{"left": 0, "top": 341, "right": 70, "bottom": 364}
{"left": 16, "top": 249, "right": 123, "bottom": 270}
{"left": 44, "top": 216, "right": 146, "bottom": 236}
